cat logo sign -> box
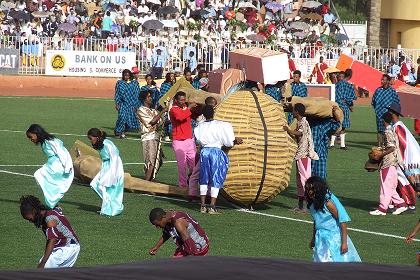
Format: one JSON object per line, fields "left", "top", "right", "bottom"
{"left": 51, "top": 54, "right": 65, "bottom": 71}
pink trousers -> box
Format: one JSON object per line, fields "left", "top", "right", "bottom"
{"left": 296, "top": 157, "right": 311, "bottom": 199}
{"left": 172, "top": 138, "right": 196, "bottom": 188}
{"left": 378, "top": 166, "right": 406, "bottom": 212}
{"left": 188, "top": 153, "right": 200, "bottom": 196}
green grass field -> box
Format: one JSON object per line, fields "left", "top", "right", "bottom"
{"left": 0, "top": 95, "right": 419, "bottom": 270}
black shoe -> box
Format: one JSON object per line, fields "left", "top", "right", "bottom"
{"left": 387, "top": 207, "right": 396, "bottom": 214}
{"left": 407, "top": 207, "right": 416, "bottom": 214}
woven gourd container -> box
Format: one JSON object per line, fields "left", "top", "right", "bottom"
{"left": 214, "top": 90, "right": 297, "bottom": 206}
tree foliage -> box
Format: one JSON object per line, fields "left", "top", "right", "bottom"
{"left": 330, "top": 0, "right": 369, "bottom": 21}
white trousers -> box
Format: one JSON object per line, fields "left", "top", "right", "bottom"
{"left": 41, "top": 243, "right": 80, "bottom": 269}
{"left": 200, "top": 185, "right": 220, "bottom": 198}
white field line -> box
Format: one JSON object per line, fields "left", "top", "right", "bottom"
{"left": 0, "top": 129, "right": 173, "bottom": 144}
{"left": 0, "top": 170, "right": 35, "bottom": 178}
{"left": 1, "top": 169, "right": 418, "bottom": 243}
{"left": 0, "top": 161, "right": 178, "bottom": 168}
{"left": 233, "top": 207, "right": 420, "bottom": 242}
{"left": 0, "top": 129, "right": 139, "bottom": 141}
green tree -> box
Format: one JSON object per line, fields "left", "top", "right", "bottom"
{"left": 330, "top": 0, "right": 369, "bottom": 21}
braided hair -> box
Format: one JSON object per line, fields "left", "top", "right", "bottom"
{"left": 19, "top": 195, "right": 48, "bottom": 228}
{"left": 305, "top": 176, "right": 331, "bottom": 212}
{"left": 87, "top": 128, "right": 107, "bottom": 150}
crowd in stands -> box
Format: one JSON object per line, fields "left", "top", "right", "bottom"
{"left": 0, "top": 0, "right": 345, "bottom": 50}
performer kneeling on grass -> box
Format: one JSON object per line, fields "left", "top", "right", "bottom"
{"left": 194, "top": 105, "right": 243, "bottom": 214}
{"left": 87, "top": 128, "right": 124, "bottom": 216}
{"left": 149, "top": 208, "right": 209, "bottom": 257}
{"left": 305, "top": 177, "right": 361, "bottom": 263}
{"left": 26, "top": 124, "right": 74, "bottom": 208}
{"left": 20, "top": 195, "right": 80, "bottom": 268}
{"left": 284, "top": 103, "right": 319, "bottom": 212}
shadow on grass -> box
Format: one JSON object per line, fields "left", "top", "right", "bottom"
{"left": 335, "top": 195, "right": 378, "bottom": 211}
{"left": 345, "top": 141, "right": 378, "bottom": 149}
{"left": 100, "top": 127, "right": 141, "bottom": 139}
{"left": 0, "top": 197, "right": 100, "bottom": 213}
{"left": 62, "top": 200, "right": 100, "bottom": 213}
{"left": 0, "top": 198, "right": 19, "bottom": 205}
{"left": 265, "top": 191, "right": 297, "bottom": 210}
{"left": 348, "top": 130, "right": 378, "bottom": 135}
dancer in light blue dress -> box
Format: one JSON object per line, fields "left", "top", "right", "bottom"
{"left": 26, "top": 124, "right": 74, "bottom": 208}
{"left": 305, "top": 176, "right": 361, "bottom": 262}
{"left": 87, "top": 128, "right": 124, "bottom": 216}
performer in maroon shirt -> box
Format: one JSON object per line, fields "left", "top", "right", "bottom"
{"left": 169, "top": 91, "right": 198, "bottom": 189}
{"left": 20, "top": 195, "right": 80, "bottom": 268}
{"left": 149, "top": 208, "right": 209, "bottom": 257}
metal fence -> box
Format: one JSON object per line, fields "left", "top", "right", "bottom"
{"left": 1, "top": 35, "right": 420, "bottom": 77}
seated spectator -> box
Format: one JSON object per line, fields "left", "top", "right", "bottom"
{"left": 106, "top": 32, "right": 118, "bottom": 52}
{"left": 407, "top": 67, "right": 417, "bottom": 86}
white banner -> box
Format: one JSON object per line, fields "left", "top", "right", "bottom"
{"left": 45, "top": 50, "right": 136, "bottom": 77}
{"left": 293, "top": 58, "right": 339, "bottom": 82}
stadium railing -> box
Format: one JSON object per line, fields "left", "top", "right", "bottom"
{"left": 1, "top": 35, "right": 419, "bottom": 76}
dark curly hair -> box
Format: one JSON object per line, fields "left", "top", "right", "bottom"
{"left": 149, "top": 208, "right": 166, "bottom": 224}
{"left": 20, "top": 195, "right": 49, "bottom": 228}
{"left": 305, "top": 176, "right": 331, "bottom": 212}
{"left": 87, "top": 128, "right": 107, "bottom": 150}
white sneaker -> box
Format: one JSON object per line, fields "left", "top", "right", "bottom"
{"left": 164, "top": 136, "right": 171, "bottom": 142}
{"left": 392, "top": 206, "right": 408, "bottom": 215}
{"left": 369, "top": 209, "right": 386, "bottom": 216}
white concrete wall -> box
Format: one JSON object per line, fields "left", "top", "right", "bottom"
{"left": 341, "top": 21, "right": 368, "bottom": 45}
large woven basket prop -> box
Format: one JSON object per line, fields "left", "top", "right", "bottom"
{"left": 215, "top": 90, "right": 297, "bottom": 207}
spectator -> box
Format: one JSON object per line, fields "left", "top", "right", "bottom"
{"left": 186, "top": 51, "right": 197, "bottom": 74}
{"left": 150, "top": 48, "right": 167, "bottom": 79}
{"left": 407, "top": 67, "right": 416, "bottom": 86}
{"left": 101, "top": 11, "right": 113, "bottom": 39}
{"left": 106, "top": 32, "right": 118, "bottom": 52}
{"left": 388, "top": 59, "right": 400, "bottom": 78}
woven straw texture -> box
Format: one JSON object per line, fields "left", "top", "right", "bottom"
{"left": 214, "top": 90, "right": 297, "bottom": 206}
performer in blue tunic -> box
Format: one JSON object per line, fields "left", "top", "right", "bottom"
{"left": 264, "top": 84, "right": 281, "bottom": 102}
{"left": 194, "top": 105, "right": 242, "bottom": 214}
{"left": 371, "top": 74, "right": 400, "bottom": 145}
{"left": 140, "top": 74, "right": 161, "bottom": 108}
{"left": 159, "top": 72, "right": 176, "bottom": 98}
{"left": 289, "top": 70, "right": 308, "bottom": 124}
{"left": 26, "top": 124, "right": 74, "bottom": 208}
{"left": 308, "top": 106, "right": 341, "bottom": 180}
{"left": 158, "top": 73, "right": 176, "bottom": 140}
{"left": 330, "top": 69, "right": 357, "bottom": 149}
{"left": 114, "top": 69, "right": 141, "bottom": 138}
{"left": 88, "top": 128, "right": 124, "bottom": 216}
{"left": 306, "top": 176, "right": 361, "bottom": 263}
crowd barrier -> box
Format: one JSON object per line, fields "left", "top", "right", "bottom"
{"left": 1, "top": 35, "right": 420, "bottom": 82}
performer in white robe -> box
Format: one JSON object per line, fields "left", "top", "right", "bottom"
{"left": 88, "top": 128, "right": 124, "bottom": 216}
{"left": 388, "top": 104, "right": 420, "bottom": 212}
{"left": 26, "top": 124, "right": 74, "bottom": 208}
{"left": 194, "top": 105, "right": 242, "bottom": 214}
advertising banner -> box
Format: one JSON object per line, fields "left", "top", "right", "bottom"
{"left": 0, "top": 48, "right": 19, "bottom": 74}
{"left": 45, "top": 50, "right": 136, "bottom": 77}
{"left": 293, "top": 58, "right": 338, "bottom": 82}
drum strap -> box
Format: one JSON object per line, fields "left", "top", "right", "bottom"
{"left": 250, "top": 90, "right": 268, "bottom": 207}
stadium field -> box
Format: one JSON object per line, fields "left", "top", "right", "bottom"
{"left": 0, "top": 95, "right": 419, "bottom": 269}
